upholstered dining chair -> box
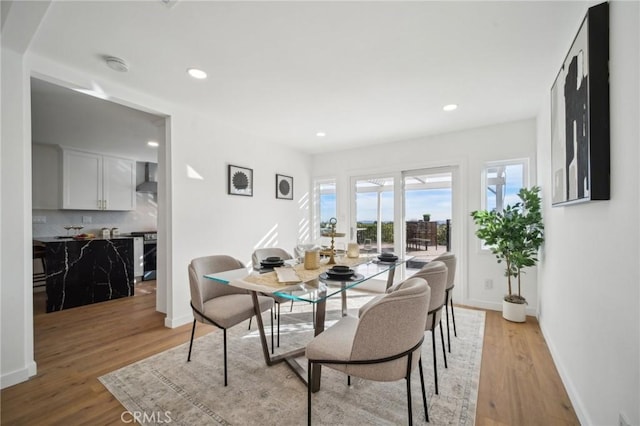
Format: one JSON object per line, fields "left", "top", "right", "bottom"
{"left": 251, "top": 247, "right": 295, "bottom": 349}
{"left": 433, "top": 252, "right": 457, "bottom": 353}
{"left": 412, "top": 260, "right": 448, "bottom": 395}
{"left": 187, "top": 255, "right": 274, "bottom": 386}
{"left": 306, "top": 277, "right": 432, "bottom": 425}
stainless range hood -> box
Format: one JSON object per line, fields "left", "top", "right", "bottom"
{"left": 136, "top": 162, "right": 158, "bottom": 193}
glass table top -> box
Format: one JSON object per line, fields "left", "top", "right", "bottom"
{"left": 204, "top": 256, "right": 411, "bottom": 304}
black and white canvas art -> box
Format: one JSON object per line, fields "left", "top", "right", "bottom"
{"left": 550, "top": 2, "right": 609, "bottom": 206}
{"left": 276, "top": 174, "right": 293, "bottom": 200}
{"left": 228, "top": 165, "right": 253, "bottom": 196}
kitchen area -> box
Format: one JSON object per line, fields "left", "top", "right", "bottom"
{"left": 31, "top": 78, "right": 164, "bottom": 313}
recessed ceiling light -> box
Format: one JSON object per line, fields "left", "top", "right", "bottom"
{"left": 147, "top": 141, "right": 159, "bottom": 147}
{"left": 187, "top": 68, "right": 207, "bottom": 79}
{"left": 105, "top": 56, "right": 129, "bottom": 72}
{"left": 316, "top": 132, "right": 326, "bottom": 137}
{"left": 443, "top": 104, "right": 458, "bottom": 112}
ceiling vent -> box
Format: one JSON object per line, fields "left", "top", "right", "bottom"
{"left": 160, "top": 0, "right": 178, "bottom": 8}
{"left": 105, "top": 56, "right": 129, "bottom": 73}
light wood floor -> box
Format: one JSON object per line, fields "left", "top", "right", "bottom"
{"left": 1, "top": 283, "right": 579, "bottom": 425}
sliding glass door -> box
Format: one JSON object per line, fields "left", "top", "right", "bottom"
{"left": 403, "top": 168, "right": 453, "bottom": 266}
{"left": 352, "top": 176, "right": 394, "bottom": 254}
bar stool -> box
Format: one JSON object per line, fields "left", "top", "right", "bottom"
{"left": 33, "top": 245, "right": 47, "bottom": 287}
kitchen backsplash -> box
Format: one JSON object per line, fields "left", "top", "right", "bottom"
{"left": 32, "top": 192, "right": 157, "bottom": 237}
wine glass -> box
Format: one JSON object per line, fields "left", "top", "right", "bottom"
{"left": 73, "top": 225, "right": 84, "bottom": 236}
{"left": 64, "top": 225, "right": 73, "bottom": 237}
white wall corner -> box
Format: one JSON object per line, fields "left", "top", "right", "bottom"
{"left": 538, "top": 320, "right": 590, "bottom": 426}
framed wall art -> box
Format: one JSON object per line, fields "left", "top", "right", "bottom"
{"left": 228, "top": 164, "right": 253, "bottom": 197}
{"left": 275, "top": 174, "right": 293, "bottom": 200}
{"left": 550, "top": 2, "right": 609, "bottom": 206}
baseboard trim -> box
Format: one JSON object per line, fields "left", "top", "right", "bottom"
{"left": 164, "top": 314, "right": 192, "bottom": 329}
{"left": 462, "top": 298, "right": 537, "bottom": 316}
{"left": 538, "top": 318, "right": 590, "bottom": 425}
{"left": 1, "top": 360, "right": 37, "bottom": 389}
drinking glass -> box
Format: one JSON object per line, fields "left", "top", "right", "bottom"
{"left": 335, "top": 242, "right": 346, "bottom": 262}
{"left": 296, "top": 239, "right": 306, "bottom": 264}
{"left": 363, "top": 239, "right": 372, "bottom": 254}
{"left": 64, "top": 225, "right": 73, "bottom": 237}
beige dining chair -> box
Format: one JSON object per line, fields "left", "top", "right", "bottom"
{"left": 433, "top": 252, "right": 457, "bottom": 353}
{"left": 251, "top": 247, "right": 295, "bottom": 350}
{"left": 306, "top": 277, "right": 431, "bottom": 425}
{"left": 187, "top": 255, "right": 274, "bottom": 386}
{"left": 412, "top": 260, "right": 448, "bottom": 395}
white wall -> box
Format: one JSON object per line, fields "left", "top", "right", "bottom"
{"left": 1, "top": 48, "right": 37, "bottom": 388}
{"left": 536, "top": 1, "right": 640, "bottom": 425}
{"left": 165, "top": 103, "right": 311, "bottom": 326}
{"left": 311, "top": 119, "right": 538, "bottom": 312}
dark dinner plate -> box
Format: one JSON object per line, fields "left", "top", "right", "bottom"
{"left": 377, "top": 255, "right": 398, "bottom": 262}
{"left": 325, "top": 268, "right": 355, "bottom": 279}
{"left": 261, "top": 261, "right": 284, "bottom": 268}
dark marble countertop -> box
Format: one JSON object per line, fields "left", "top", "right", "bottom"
{"left": 34, "top": 236, "right": 134, "bottom": 243}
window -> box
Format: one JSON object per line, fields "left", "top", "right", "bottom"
{"left": 354, "top": 176, "right": 394, "bottom": 252}
{"left": 316, "top": 179, "right": 336, "bottom": 237}
{"left": 483, "top": 160, "right": 528, "bottom": 213}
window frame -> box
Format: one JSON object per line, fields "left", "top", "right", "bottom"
{"left": 314, "top": 178, "right": 337, "bottom": 242}
{"left": 478, "top": 158, "right": 530, "bottom": 251}
{"left": 481, "top": 158, "right": 529, "bottom": 212}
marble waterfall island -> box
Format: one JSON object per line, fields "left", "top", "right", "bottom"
{"left": 37, "top": 237, "right": 134, "bottom": 312}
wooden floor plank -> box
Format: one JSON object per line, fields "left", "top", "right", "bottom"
{"left": 2, "top": 286, "right": 579, "bottom": 425}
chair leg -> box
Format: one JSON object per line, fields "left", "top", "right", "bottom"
{"left": 271, "top": 309, "right": 275, "bottom": 355}
{"left": 440, "top": 321, "right": 448, "bottom": 369}
{"left": 445, "top": 295, "right": 452, "bottom": 353}
{"left": 277, "top": 302, "right": 281, "bottom": 348}
{"left": 307, "top": 360, "right": 312, "bottom": 426}
{"left": 347, "top": 375, "right": 351, "bottom": 386}
{"left": 290, "top": 299, "right": 294, "bottom": 312}
{"left": 406, "top": 359, "right": 413, "bottom": 426}
{"left": 450, "top": 298, "right": 457, "bottom": 337}
{"left": 419, "top": 358, "right": 429, "bottom": 423}
{"left": 248, "top": 317, "right": 252, "bottom": 330}
{"left": 187, "top": 319, "right": 196, "bottom": 361}
{"left": 431, "top": 330, "right": 438, "bottom": 395}
{"left": 223, "top": 328, "right": 228, "bottom": 386}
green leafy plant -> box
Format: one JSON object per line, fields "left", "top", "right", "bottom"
{"left": 470, "top": 186, "right": 544, "bottom": 304}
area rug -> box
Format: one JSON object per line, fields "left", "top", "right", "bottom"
{"left": 100, "top": 293, "right": 485, "bottom": 425}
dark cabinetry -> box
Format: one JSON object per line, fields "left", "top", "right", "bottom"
{"left": 38, "top": 238, "right": 134, "bottom": 312}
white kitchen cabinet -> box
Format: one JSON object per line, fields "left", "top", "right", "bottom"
{"left": 32, "top": 143, "right": 61, "bottom": 209}
{"left": 61, "top": 148, "right": 136, "bottom": 211}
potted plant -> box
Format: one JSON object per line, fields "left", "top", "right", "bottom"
{"left": 422, "top": 213, "right": 431, "bottom": 222}
{"left": 470, "top": 186, "right": 544, "bottom": 322}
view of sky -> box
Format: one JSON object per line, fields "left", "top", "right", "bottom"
{"left": 320, "top": 163, "right": 524, "bottom": 224}
{"left": 321, "top": 188, "right": 453, "bottom": 223}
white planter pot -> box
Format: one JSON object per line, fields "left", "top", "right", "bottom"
{"left": 502, "top": 299, "right": 526, "bottom": 322}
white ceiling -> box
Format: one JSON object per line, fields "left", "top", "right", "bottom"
{"left": 31, "top": 78, "right": 164, "bottom": 162}
{"left": 23, "top": 1, "right": 589, "bottom": 155}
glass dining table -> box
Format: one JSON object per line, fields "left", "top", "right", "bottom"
{"left": 204, "top": 255, "right": 412, "bottom": 392}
